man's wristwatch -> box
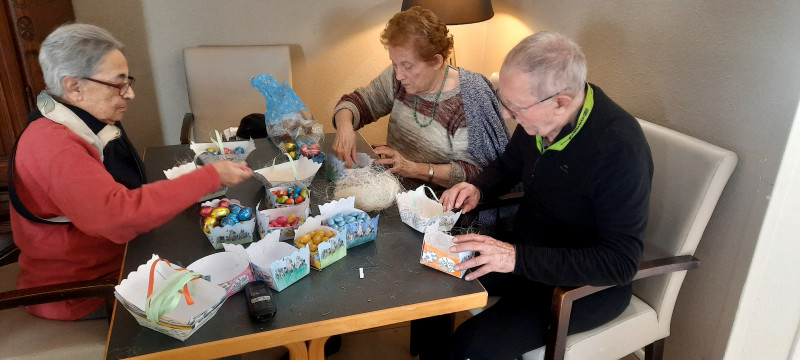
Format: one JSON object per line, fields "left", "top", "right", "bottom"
{"left": 427, "top": 164, "right": 434, "bottom": 182}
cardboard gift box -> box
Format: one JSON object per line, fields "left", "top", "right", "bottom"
{"left": 294, "top": 215, "right": 347, "bottom": 270}
{"left": 326, "top": 152, "right": 374, "bottom": 182}
{"left": 253, "top": 155, "right": 321, "bottom": 189}
{"left": 190, "top": 138, "right": 256, "bottom": 165}
{"left": 241, "top": 231, "right": 310, "bottom": 292}
{"left": 187, "top": 247, "right": 253, "bottom": 298}
{"left": 163, "top": 162, "right": 227, "bottom": 202}
{"left": 267, "top": 184, "right": 311, "bottom": 214}
{"left": 200, "top": 198, "right": 256, "bottom": 250}
{"left": 256, "top": 202, "right": 310, "bottom": 241}
{"left": 396, "top": 185, "right": 462, "bottom": 233}
{"left": 317, "top": 196, "right": 379, "bottom": 249}
{"left": 114, "top": 255, "right": 227, "bottom": 341}
{"left": 420, "top": 223, "right": 474, "bottom": 278}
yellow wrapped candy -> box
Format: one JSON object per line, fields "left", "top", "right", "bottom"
{"left": 210, "top": 207, "right": 230, "bottom": 218}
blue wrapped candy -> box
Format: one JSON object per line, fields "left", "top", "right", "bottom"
{"left": 234, "top": 146, "right": 245, "bottom": 154}
{"left": 238, "top": 207, "right": 253, "bottom": 221}
{"left": 228, "top": 204, "right": 242, "bottom": 215}
{"left": 220, "top": 215, "right": 239, "bottom": 227}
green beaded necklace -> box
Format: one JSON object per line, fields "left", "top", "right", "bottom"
{"left": 413, "top": 65, "right": 450, "bottom": 128}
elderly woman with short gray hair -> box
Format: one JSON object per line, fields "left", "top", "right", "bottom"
{"left": 9, "top": 23, "right": 253, "bottom": 320}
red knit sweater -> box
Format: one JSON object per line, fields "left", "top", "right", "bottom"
{"left": 11, "top": 118, "right": 221, "bottom": 320}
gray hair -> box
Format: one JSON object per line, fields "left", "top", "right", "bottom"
{"left": 39, "top": 23, "right": 124, "bottom": 98}
{"left": 501, "top": 31, "right": 587, "bottom": 99}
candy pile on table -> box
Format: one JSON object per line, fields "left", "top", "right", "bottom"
{"left": 271, "top": 185, "right": 307, "bottom": 205}
{"left": 326, "top": 211, "right": 370, "bottom": 232}
{"left": 200, "top": 199, "right": 254, "bottom": 233}
{"left": 200, "top": 146, "right": 245, "bottom": 156}
{"left": 268, "top": 214, "right": 304, "bottom": 228}
{"left": 294, "top": 228, "right": 336, "bottom": 253}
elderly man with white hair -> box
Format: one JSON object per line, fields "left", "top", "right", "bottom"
{"left": 433, "top": 31, "right": 654, "bottom": 359}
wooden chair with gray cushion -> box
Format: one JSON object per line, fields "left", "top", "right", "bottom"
{"left": 180, "top": 45, "right": 294, "bottom": 144}
{"left": 0, "top": 243, "right": 116, "bottom": 360}
{"left": 470, "top": 118, "right": 738, "bottom": 360}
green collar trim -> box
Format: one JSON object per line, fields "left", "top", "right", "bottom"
{"left": 536, "top": 84, "right": 594, "bottom": 154}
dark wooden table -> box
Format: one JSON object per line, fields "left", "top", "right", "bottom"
{"left": 104, "top": 134, "right": 487, "bottom": 360}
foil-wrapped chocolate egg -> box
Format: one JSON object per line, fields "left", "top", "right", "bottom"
{"left": 234, "top": 146, "right": 245, "bottom": 154}
{"left": 228, "top": 204, "right": 242, "bottom": 215}
{"left": 284, "top": 142, "right": 297, "bottom": 152}
{"left": 238, "top": 207, "right": 253, "bottom": 221}
{"left": 218, "top": 200, "right": 231, "bottom": 208}
{"left": 203, "top": 216, "right": 217, "bottom": 229}
{"left": 210, "top": 207, "right": 230, "bottom": 218}
{"left": 220, "top": 215, "right": 239, "bottom": 227}
{"left": 200, "top": 206, "right": 213, "bottom": 218}
{"left": 223, "top": 148, "right": 234, "bottom": 154}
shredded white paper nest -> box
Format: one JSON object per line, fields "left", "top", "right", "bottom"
{"left": 333, "top": 167, "right": 402, "bottom": 212}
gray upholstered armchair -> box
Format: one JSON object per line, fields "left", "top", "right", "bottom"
{"left": 180, "top": 45, "right": 294, "bottom": 144}
{"left": 0, "top": 244, "right": 116, "bottom": 359}
{"left": 470, "top": 118, "right": 738, "bottom": 360}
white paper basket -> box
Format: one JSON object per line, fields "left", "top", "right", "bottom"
{"left": 396, "top": 185, "right": 461, "bottom": 233}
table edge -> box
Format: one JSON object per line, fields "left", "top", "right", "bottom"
{"left": 108, "top": 290, "right": 487, "bottom": 360}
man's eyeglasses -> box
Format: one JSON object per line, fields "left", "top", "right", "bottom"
{"left": 495, "top": 88, "right": 565, "bottom": 118}
{"left": 84, "top": 76, "right": 135, "bottom": 95}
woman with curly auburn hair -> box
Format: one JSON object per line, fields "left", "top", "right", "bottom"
{"left": 331, "top": 6, "right": 509, "bottom": 192}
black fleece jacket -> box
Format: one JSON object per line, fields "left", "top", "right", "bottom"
{"left": 472, "top": 84, "right": 653, "bottom": 287}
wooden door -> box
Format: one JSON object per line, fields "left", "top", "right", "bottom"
{"left": 0, "top": 0, "right": 74, "bottom": 234}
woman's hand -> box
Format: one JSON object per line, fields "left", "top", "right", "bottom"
{"left": 440, "top": 182, "right": 481, "bottom": 213}
{"left": 451, "top": 234, "right": 516, "bottom": 281}
{"left": 210, "top": 161, "right": 253, "bottom": 187}
{"left": 333, "top": 110, "right": 358, "bottom": 168}
{"left": 373, "top": 146, "right": 419, "bottom": 178}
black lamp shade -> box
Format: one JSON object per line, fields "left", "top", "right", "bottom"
{"left": 401, "top": 0, "right": 494, "bottom": 25}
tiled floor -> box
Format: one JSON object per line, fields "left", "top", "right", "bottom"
{"left": 240, "top": 311, "right": 640, "bottom": 360}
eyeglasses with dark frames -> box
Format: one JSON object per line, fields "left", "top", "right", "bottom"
{"left": 84, "top": 76, "right": 135, "bottom": 96}
{"left": 495, "top": 88, "right": 565, "bottom": 119}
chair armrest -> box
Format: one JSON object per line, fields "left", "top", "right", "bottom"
{"left": 0, "top": 278, "right": 118, "bottom": 322}
{"left": 180, "top": 112, "right": 194, "bottom": 144}
{"left": 544, "top": 255, "right": 700, "bottom": 360}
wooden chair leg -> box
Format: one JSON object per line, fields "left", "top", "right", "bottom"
{"left": 644, "top": 338, "right": 665, "bottom": 360}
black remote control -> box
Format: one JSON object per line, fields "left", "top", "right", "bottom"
{"left": 245, "top": 281, "right": 277, "bottom": 322}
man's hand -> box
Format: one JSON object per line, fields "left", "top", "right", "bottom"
{"left": 440, "top": 182, "right": 481, "bottom": 213}
{"left": 451, "top": 234, "right": 515, "bottom": 281}
{"left": 210, "top": 161, "right": 253, "bottom": 187}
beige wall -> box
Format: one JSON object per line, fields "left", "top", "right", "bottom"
{"left": 72, "top": 0, "right": 800, "bottom": 359}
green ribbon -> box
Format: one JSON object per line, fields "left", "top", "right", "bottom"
{"left": 210, "top": 130, "right": 225, "bottom": 153}
{"left": 412, "top": 185, "right": 442, "bottom": 213}
{"left": 145, "top": 270, "right": 203, "bottom": 324}
{"left": 536, "top": 84, "right": 595, "bottom": 154}
{"left": 269, "top": 153, "right": 299, "bottom": 181}
{"left": 193, "top": 130, "right": 227, "bottom": 164}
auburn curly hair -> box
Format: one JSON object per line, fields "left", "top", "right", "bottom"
{"left": 380, "top": 6, "right": 453, "bottom": 63}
